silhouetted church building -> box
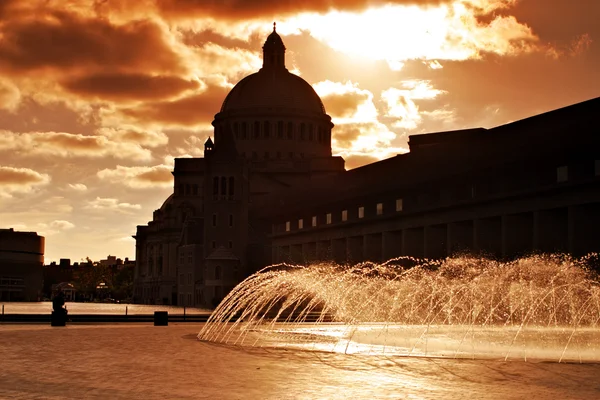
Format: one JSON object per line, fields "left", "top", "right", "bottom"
{"left": 133, "top": 26, "right": 600, "bottom": 306}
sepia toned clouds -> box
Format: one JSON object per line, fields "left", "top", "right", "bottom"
{"left": 382, "top": 80, "right": 447, "bottom": 130}
{"left": 86, "top": 197, "right": 142, "bottom": 213}
{"left": 97, "top": 165, "right": 174, "bottom": 189}
{"left": 67, "top": 183, "right": 88, "bottom": 192}
{"left": 0, "top": 130, "right": 153, "bottom": 161}
{"left": 62, "top": 73, "right": 200, "bottom": 102}
{"left": 0, "top": 0, "right": 597, "bottom": 261}
{"left": 119, "top": 85, "right": 231, "bottom": 127}
{"left": 0, "top": 166, "right": 51, "bottom": 198}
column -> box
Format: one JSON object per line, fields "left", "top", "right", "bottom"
{"left": 447, "top": 220, "right": 474, "bottom": 256}
{"left": 474, "top": 217, "right": 502, "bottom": 258}
{"left": 424, "top": 224, "right": 447, "bottom": 259}
{"left": 382, "top": 231, "right": 403, "bottom": 261}
{"left": 502, "top": 213, "right": 534, "bottom": 258}
{"left": 364, "top": 233, "right": 383, "bottom": 262}
{"left": 402, "top": 227, "right": 424, "bottom": 258}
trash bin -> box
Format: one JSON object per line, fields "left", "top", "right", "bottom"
{"left": 51, "top": 311, "right": 66, "bottom": 327}
{"left": 154, "top": 311, "right": 168, "bottom": 326}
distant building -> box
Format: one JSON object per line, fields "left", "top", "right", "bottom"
{"left": 0, "top": 228, "right": 44, "bottom": 301}
{"left": 133, "top": 24, "right": 600, "bottom": 307}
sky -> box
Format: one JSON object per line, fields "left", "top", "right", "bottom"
{"left": 0, "top": 0, "right": 598, "bottom": 263}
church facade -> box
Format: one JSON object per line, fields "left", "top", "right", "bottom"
{"left": 133, "top": 26, "right": 600, "bottom": 307}
{"left": 133, "top": 26, "right": 345, "bottom": 306}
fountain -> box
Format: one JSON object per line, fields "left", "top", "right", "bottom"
{"left": 198, "top": 254, "right": 600, "bottom": 362}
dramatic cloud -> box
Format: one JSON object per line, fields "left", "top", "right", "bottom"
{"left": 62, "top": 73, "right": 199, "bottom": 102}
{"left": 120, "top": 85, "right": 230, "bottom": 127}
{"left": 0, "top": 78, "right": 21, "bottom": 111}
{"left": 67, "top": 183, "right": 88, "bottom": 192}
{"left": 98, "top": 126, "right": 169, "bottom": 148}
{"left": 0, "top": 166, "right": 51, "bottom": 197}
{"left": 97, "top": 165, "right": 174, "bottom": 189}
{"left": 152, "top": 0, "right": 500, "bottom": 20}
{"left": 382, "top": 80, "right": 447, "bottom": 130}
{"left": 317, "top": 82, "right": 372, "bottom": 119}
{"left": 86, "top": 197, "right": 142, "bottom": 213}
{"left": 49, "top": 220, "right": 75, "bottom": 230}
{"left": 0, "top": 130, "right": 152, "bottom": 161}
{"left": 0, "top": 8, "right": 186, "bottom": 76}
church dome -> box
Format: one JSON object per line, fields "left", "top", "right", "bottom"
{"left": 220, "top": 23, "right": 325, "bottom": 115}
{"left": 220, "top": 70, "right": 326, "bottom": 114}
{"left": 212, "top": 23, "right": 334, "bottom": 162}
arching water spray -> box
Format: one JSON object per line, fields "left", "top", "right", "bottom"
{"left": 198, "top": 255, "right": 600, "bottom": 362}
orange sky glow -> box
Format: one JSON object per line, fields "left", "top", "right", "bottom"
{"left": 0, "top": 0, "right": 598, "bottom": 262}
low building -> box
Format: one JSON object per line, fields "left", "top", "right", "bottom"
{"left": 0, "top": 228, "right": 44, "bottom": 301}
{"left": 264, "top": 98, "right": 600, "bottom": 263}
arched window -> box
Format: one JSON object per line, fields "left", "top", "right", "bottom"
{"left": 287, "top": 122, "right": 294, "bottom": 139}
{"left": 300, "top": 123, "right": 306, "bottom": 140}
{"left": 278, "top": 121, "right": 283, "bottom": 138}
{"left": 220, "top": 177, "right": 227, "bottom": 196}
{"left": 264, "top": 121, "right": 270, "bottom": 138}
{"left": 253, "top": 121, "right": 260, "bottom": 139}
{"left": 318, "top": 127, "right": 323, "bottom": 143}
{"left": 309, "top": 124, "right": 314, "bottom": 141}
{"left": 233, "top": 122, "right": 239, "bottom": 139}
{"left": 215, "top": 265, "right": 221, "bottom": 280}
{"left": 241, "top": 122, "right": 247, "bottom": 139}
{"left": 185, "top": 184, "right": 191, "bottom": 195}
{"left": 228, "top": 177, "right": 234, "bottom": 196}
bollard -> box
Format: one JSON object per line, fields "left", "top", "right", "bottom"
{"left": 154, "top": 311, "right": 168, "bottom": 326}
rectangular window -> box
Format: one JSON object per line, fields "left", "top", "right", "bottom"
{"left": 326, "top": 213, "right": 332, "bottom": 224}
{"left": 396, "top": 198, "right": 403, "bottom": 212}
{"left": 342, "top": 210, "right": 348, "bottom": 221}
{"left": 228, "top": 241, "right": 233, "bottom": 249}
{"left": 298, "top": 219, "right": 304, "bottom": 229}
{"left": 557, "top": 166, "right": 568, "bottom": 183}
{"left": 179, "top": 274, "right": 184, "bottom": 285}
{"left": 212, "top": 241, "right": 216, "bottom": 249}
{"left": 188, "top": 273, "right": 192, "bottom": 284}
{"left": 212, "top": 213, "right": 217, "bottom": 227}
{"left": 358, "top": 206, "right": 365, "bottom": 219}
{"left": 187, "top": 255, "right": 192, "bottom": 264}
{"left": 312, "top": 216, "right": 317, "bottom": 227}
{"left": 285, "top": 221, "right": 290, "bottom": 232}
{"left": 376, "top": 203, "right": 383, "bottom": 215}
{"left": 229, "top": 214, "right": 234, "bottom": 227}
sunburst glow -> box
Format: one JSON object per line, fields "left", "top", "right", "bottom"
{"left": 279, "top": 1, "right": 540, "bottom": 68}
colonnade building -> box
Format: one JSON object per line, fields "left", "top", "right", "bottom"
{"left": 264, "top": 98, "right": 600, "bottom": 264}
{"left": 133, "top": 24, "right": 600, "bottom": 307}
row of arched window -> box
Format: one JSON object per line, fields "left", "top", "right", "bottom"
{"left": 213, "top": 176, "right": 235, "bottom": 199}
{"left": 219, "top": 121, "right": 330, "bottom": 144}
{"left": 178, "top": 183, "right": 200, "bottom": 196}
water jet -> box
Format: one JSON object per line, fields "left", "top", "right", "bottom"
{"left": 198, "top": 254, "right": 600, "bottom": 362}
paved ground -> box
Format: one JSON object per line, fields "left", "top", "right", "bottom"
{"left": 1, "top": 323, "right": 599, "bottom": 399}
